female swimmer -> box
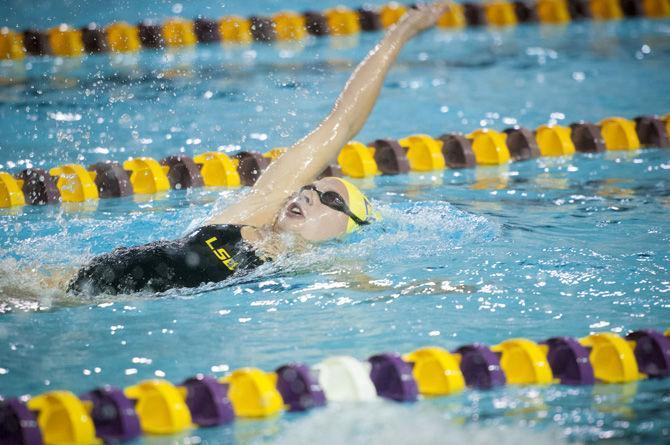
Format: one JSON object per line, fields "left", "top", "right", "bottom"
{"left": 67, "top": 3, "right": 448, "bottom": 296}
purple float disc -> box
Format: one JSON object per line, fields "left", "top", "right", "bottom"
{"left": 80, "top": 386, "right": 141, "bottom": 442}
{"left": 454, "top": 344, "right": 506, "bottom": 389}
{"left": 275, "top": 364, "right": 326, "bottom": 412}
{"left": 0, "top": 399, "right": 43, "bottom": 445}
{"left": 368, "top": 353, "right": 419, "bottom": 402}
{"left": 626, "top": 329, "right": 670, "bottom": 378}
{"left": 543, "top": 337, "right": 595, "bottom": 385}
{"left": 182, "top": 375, "right": 234, "bottom": 427}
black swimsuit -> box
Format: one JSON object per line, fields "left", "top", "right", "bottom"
{"left": 67, "top": 225, "right": 263, "bottom": 296}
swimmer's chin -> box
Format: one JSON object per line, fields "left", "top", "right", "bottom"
{"left": 248, "top": 225, "right": 310, "bottom": 261}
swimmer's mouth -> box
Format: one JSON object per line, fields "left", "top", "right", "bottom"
{"left": 286, "top": 202, "right": 304, "bottom": 218}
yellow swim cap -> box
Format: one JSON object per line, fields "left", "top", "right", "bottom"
{"left": 333, "top": 177, "right": 379, "bottom": 233}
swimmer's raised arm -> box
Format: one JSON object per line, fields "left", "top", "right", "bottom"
{"left": 252, "top": 3, "right": 446, "bottom": 193}
{"left": 209, "top": 3, "right": 447, "bottom": 227}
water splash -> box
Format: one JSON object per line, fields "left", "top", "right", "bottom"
{"left": 271, "top": 402, "right": 571, "bottom": 445}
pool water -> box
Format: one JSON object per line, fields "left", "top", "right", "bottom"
{"left": 1, "top": 2, "right": 670, "bottom": 444}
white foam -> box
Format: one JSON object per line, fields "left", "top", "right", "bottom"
{"left": 272, "top": 402, "right": 571, "bottom": 445}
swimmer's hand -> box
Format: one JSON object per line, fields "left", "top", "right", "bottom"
{"left": 395, "top": 2, "right": 451, "bottom": 36}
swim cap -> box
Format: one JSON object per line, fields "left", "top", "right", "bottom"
{"left": 333, "top": 177, "right": 380, "bottom": 233}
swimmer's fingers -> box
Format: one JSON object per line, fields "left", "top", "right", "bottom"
{"left": 397, "top": 2, "right": 450, "bottom": 34}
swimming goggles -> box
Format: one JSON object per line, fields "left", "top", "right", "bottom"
{"left": 300, "top": 184, "right": 370, "bottom": 226}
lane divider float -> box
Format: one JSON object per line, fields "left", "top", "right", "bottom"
{"left": 1, "top": 113, "right": 667, "bottom": 209}
{"left": 0, "top": 328, "right": 668, "bottom": 444}
{"left": 2, "top": 0, "right": 670, "bottom": 60}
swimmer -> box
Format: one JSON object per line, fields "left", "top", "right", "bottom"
{"left": 68, "top": 3, "right": 449, "bottom": 296}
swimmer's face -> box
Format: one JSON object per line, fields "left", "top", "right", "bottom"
{"left": 275, "top": 177, "right": 350, "bottom": 242}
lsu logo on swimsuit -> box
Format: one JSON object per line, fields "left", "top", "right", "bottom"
{"left": 205, "top": 237, "right": 238, "bottom": 271}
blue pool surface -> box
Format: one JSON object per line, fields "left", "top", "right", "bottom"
{"left": 1, "top": 1, "right": 670, "bottom": 443}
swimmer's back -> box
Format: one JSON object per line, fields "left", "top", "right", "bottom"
{"left": 67, "top": 224, "right": 262, "bottom": 296}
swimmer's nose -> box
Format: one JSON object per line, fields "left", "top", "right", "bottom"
{"left": 300, "top": 189, "right": 315, "bottom": 206}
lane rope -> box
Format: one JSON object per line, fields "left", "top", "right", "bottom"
{"left": 1, "top": 328, "right": 669, "bottom": 444}
{"left": 1, "top": 0, "right": 669, "bottom": 60}
{"left": 1, "top": 114, "right": 668, "bottom": 208}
